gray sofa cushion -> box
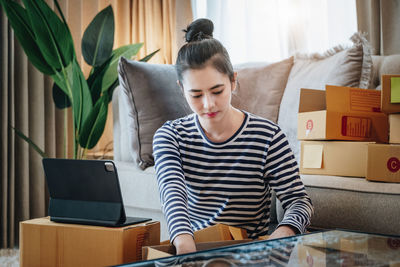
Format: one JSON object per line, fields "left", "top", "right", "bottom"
{"left": 277, "top": 33, "right": 373, "bottom": 161}
{"left": 231, "top": 57, "right": 294, "bottom": 123}
{"left": 302, "top": 175, "right": 400, "bottom": 236}
{"left": 276, "top": 174, "right": 400, "bottom": 236}
{"left": 117, "top": 58, "right": 193, "bottom": 169}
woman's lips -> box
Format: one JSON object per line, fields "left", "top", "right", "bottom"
{"left": 205, "top": 112, "right": 218, "bottom": 118}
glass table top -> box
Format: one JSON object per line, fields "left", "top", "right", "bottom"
{"left": 119, "top": 230, "right": 400, "bottom": 267}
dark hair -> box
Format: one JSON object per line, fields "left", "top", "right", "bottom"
{"left": 175, "top": 18, "right": 234, "bottom": 83}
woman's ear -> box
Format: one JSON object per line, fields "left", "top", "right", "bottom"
{"left": 231, "top": 72, "right": 238, "bottom": 91}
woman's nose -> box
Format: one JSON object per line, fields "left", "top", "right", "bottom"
{"left": 203, "top": 94, "right": 215, "bottom": 110}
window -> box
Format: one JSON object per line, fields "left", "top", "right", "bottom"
{"left": 192, "top": 0, "right": 357, "bottom": 64}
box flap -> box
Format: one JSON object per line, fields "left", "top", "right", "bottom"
{"left": 143, "top": 239, "right": 253, "bottom": 260}
{"left": 299, "top": 89, "right": 326, "bottom": 113}
{"left": 144, "top": 247, "right": 173, "bottom": 260}
{"left": 325, "top": 85, "right": 381, "bottom": 113}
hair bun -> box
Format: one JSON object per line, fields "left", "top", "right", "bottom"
{"left": 184, "top": 18, "right": 214, "bottom": 43}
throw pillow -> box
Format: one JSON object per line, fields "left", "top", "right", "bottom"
{"left": 231, "top": 57, "right": 294, "bottom": 123}
{"left": 118, "top": 57, "right": 193, "bottom": 170}
{"left": 277, "top": 32, "right": 373, "bottom": 161}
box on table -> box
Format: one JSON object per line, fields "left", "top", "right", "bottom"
{"left": 300, "top": 141, "right": 374, "bottom": 177}
{"left": 366, "top": 144, "right": 400, "bottom": 183}
{"left": 145, "top": 224, "right": 251, "bottom": 261}
{"left": 381, "top": 74, "right": 400, "bottom": 114}
{"left": 160, "top": 223, "right": 249, "bottom": 245}
{"left": 389, "top": 114, "right": 400, "bottom": 144}
{"left": 193, "top": 223, "right": 248, "bottom": 242}
{"left": 297, "top": 85, "right": 388, "bottom": 142}
{"left": 20, "top": 217, "right": 160, "bottom": 267}
{"left": 143, "top": 239, "right": 253, "bottom": 261}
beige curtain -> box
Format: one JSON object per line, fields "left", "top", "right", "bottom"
{"left": 1, "top": 0, "right": 192, "bottom": 249}
{"left": 356, "top": 0, "right": 400, "bottom": 55}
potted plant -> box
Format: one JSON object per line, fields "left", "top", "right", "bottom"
{"left": 1, "top": 0, "right": 158, "bottom": 158}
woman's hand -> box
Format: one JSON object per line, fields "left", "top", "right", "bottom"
{"left": 173, "top": 234, "right": 197, "bottom": 255}
{"left": 268, "top": 225, "right": 297, "bottom": 240}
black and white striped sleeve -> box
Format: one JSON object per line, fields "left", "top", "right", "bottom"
{"left": 153, "top": 123, "right": 193, "bottom": 242}
{"left": 264, "top": 127, "right": 314, "bottom": 234}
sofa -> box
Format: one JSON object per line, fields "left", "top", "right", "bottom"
{"left": 112, "top": 33, "right": 400, "bottom": 241}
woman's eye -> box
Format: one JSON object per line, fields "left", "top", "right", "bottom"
{"left": 213, "top": 90, "right": 223, "bottom": 95}
{"left": 192, "top": 95, "right": 202, "bottom": 99}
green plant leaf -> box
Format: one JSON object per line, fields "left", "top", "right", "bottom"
{"left": 101, "top": 43, "right": 144, "bottom": 92}
{"left": 81, "top": 5, "right": 114, "bottom": 67}
{"left": 139, "top": 49, "right": 160, "bottom": 62}
{"left": 10, "top": 125, "right": 47, "bottom": 158}
{"left": 79, "top": 93, "right": 109, "bottom": 149}
{"left": 87, "top": 57, "right": 112, "bottom": 104}
{"left": 106, "top": 79, "right": 119, "bottom": 103}
{"left": 22, "top": 0, "right": 74, "bottom": 69}
{"left": 70, "top": 59, "right": 93, "bottom": 133}
{"left": 52, "top": 82, "right": 71, "bottom": 109}
{"left": 0, "top": 0, "right": 55, "bottom": 75}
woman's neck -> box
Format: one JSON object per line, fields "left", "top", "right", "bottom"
{"left": 199, "top": 107, "right": 245, "bottom": 143}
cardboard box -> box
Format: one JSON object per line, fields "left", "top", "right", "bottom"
{"left": 193, "top": 224, "right": 248, "bottom": 243}
{"left": 389, "top": 114, "right": 400, "bottom": 143}
{"left": 160, "top": 223, "right": 249, "bottom": 244}
{"left": 366, "top": 144, "right": 400, "bottom": 183}
{"left": 143, "top": 239, "right": 253, "bottom": 260}
{"left": 297, "top": 85, "right": 388, "bottom": 142}
{"left": 381, "top": 74, "right": 400, "bottom": 114}
{"left": 20, "top": 217, "right": 160, "bottom": 267}
{"left": 300, "top": 141, "right": 374, "bottom": 177}
{"left": 340, "top": 235, "right": 400, "bottom": 264}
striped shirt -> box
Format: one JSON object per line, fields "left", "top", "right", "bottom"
{"left": 153, "top": 111, "right": 313, "bottom": 242}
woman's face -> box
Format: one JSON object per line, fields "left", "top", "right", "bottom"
{"left": 180, "top": 64, "right": 237, "bottom": 124}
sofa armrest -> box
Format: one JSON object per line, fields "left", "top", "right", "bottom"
{"left": 112, "top": 86, "right": 134, "bottom": 162}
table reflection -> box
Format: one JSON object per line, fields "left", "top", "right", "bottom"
{"left": 120, "top": 230, "right": 400, "bottom": 267}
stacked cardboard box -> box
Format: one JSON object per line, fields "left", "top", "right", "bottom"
{"left": 366, "top": 75, "right": 400, "bottom": 183}
{"left": 298, "top": 85, "right": 387, "bottom": 178}
{"left": 20, "top": 217, "right": 161, "bottom": 266}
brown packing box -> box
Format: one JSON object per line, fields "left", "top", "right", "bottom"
{"left": 297, "top": 85, "right": 388, "bottom": 142}
{"left": 144, "top": 224, "right": 253, "bottom": 261}
{"left": 193, "top": 223, "right": 248, "bottom": 242}
{"left": 367, "top": 144, "right": 400, "bottom": 183}
{"left": 143, "top": 239, "right": 253, "bottom": 261}
{"left": 300, "top": 141, "right": 374, "bottom": 177}
{"left": 389, "top": 114, "right": 400, "bottom": 144}
{"left": 340, "top": 235, "right": 400, "bottom": 264}
{"left": 381, "top": 74, "right": 400, "bottom": 114}
{"left": 160, "top": 223, "right": 249, "bottom": 244}
{"left": 20, "top": 217, "right": 160, "bottom": 267}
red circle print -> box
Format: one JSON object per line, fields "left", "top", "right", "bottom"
{"left": 387, "top": 238, "right": 400, "bottom": 249}
{"left": 387, "top": 157, "right": 400, "bottom": 173}
{"left": 306, "top": 120, "right": 313, "bottom": 131}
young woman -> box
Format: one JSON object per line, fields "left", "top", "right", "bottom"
{"left": 153, "top": 18, "right": 313, "bottom": 255}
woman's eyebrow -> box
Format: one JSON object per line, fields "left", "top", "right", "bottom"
{"left": 188, "top": 84, "right": 224, "bottom": 92}
{"left": 209, "top": 84, "right": 224, "bottom": 90}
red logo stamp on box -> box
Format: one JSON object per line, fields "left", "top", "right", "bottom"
{"left": 387, "top": 157, "right": 400, "bottom": 173}
{"left": 305, "top": 120, "right": 313, "bottom": 137}
{"left": 341, "top": 116, "right": 371, "bottom": 137}
{"left": 387, "top": 238, "right": 400, "bottom": 249}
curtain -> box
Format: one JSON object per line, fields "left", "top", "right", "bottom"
{"left": 0, "top": 0, "right": 192, "bottom": 249}
{"left": 192, "top": 0, "right": 358, "bottom": 64}
{"left": 356, "top": 0, "right": 400, "bottom": 55}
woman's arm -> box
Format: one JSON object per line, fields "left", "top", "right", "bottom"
{"left": 153, "top": 124, "right": 196, "bottom": 254}
{"left": 264, "top": 127, "right": 314, "bottom": 236}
